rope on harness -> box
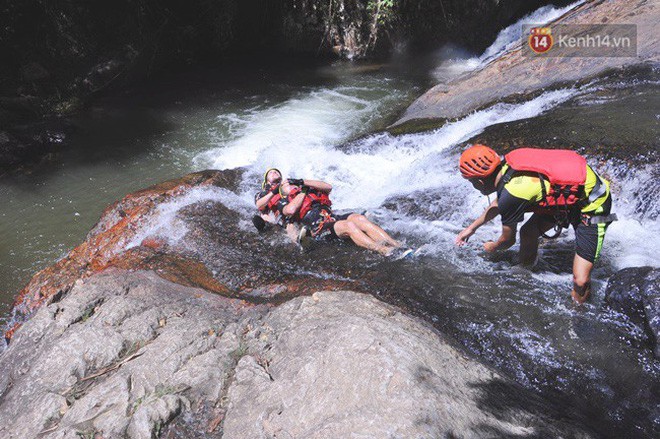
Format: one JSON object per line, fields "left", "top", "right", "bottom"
{"left": 542, "top": 224, "right": 564, "bottom": 239}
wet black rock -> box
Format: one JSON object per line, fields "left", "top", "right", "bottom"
{"left": 605, "top": 267, "right": 660, "bottom": 358}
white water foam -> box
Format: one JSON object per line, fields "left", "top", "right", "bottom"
{"left": 126, "top": 186, "right": 254, "bottom": 250}
{"left": 600, "top": 163, "right": 660, "bottom": 269}
{"left": 236, "top": 88, "right": 579, "bottom": 213}
{"left": 432, "top": 1, "right": 584, "bottom": 82}
{"left": 193, "top": 84, "right": 407, "bottom": 171}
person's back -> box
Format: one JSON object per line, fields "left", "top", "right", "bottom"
{"left": 496, "top": 149, "right": 611, "bottom": 228}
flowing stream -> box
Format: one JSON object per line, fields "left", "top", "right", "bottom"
{"left": 1, "top": 3, "right": 658, "bottom": 437}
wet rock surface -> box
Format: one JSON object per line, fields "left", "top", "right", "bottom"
{"left": 468, "top": 64, "right": 660, "bottom": 161}
{"left": 605, "top": 267, "right": 660, "bottom": 357}
{"left": 6, "top": 169, "right": 356, "bottom": 339}
{"left": 3, "top": 168, "right": 656, "bottom": 437}
{"left": 394, "top": 0, "right": 660, "bottom": 126}
{"left": 0, "top": 270, "right": 594, "bottom": 438}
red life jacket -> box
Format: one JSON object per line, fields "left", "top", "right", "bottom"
{"left": 501, "top": 148, "right": 587, "bottom": 208}
{"left": 288, "top": 187, "right": 332, "bottom": 221}
{"left": 266, "top": 193, "right": 282, "bottom": 212}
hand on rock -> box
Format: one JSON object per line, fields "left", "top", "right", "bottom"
{"left": 455, "top": 227, "right": 474, "bottom": 246}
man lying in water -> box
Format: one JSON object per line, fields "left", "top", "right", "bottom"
{"left": 279, "top": 177, "right": 413, "bottom": 257}
{"left": 254, "top": 168, "right": 413, "bottom": 258}
{"left": 253, "top": 168, "right": 300, "bottom": 242}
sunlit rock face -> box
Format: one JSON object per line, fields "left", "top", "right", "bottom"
{"left": 0, "top": 270, "right": 594, "bottom": 438}
{"left": 393, "top": 0, "right": 660, "bottom": 127}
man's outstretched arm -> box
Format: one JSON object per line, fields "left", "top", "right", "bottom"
{"left": 455, "top": 198, "right": 500, "bottom": 246}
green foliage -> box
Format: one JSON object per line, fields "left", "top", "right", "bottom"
{"left": 368, "top": 0, "right": 396, "bottom": 26}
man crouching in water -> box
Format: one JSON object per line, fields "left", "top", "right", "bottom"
{"left": 455, "top": 144, "right": 616, "bottom": 304}
{"left": 278, "top": 177, "right": 410, "bottom": 257}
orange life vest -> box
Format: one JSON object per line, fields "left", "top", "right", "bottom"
{"left": 500, "top": 148, "right": 588, "bottom": 208}
{"left": 266, "top": 193, "right": 282, "bottom": 212}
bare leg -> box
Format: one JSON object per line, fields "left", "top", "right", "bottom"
{"left": 333, "top": 220, "right": 393, "bottom": 255}
{"left": 285, "top": 223, "right": 300, "bottom": 244}
{"left": 571, "top": 254, "right": 594, "bottom": 304}
{"left": 347, "top": 214, "right": 401, "bottom": 247}
{"left": 519, "top": 214, "right": 555, "bottom": 266}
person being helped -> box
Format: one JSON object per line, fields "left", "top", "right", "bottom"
{"left": 254, "top": 168, "right": 300, "bottom": 242}
{"left": 279, "top": 177, "right": 410, "bottom": 257}
{"left": 455, "top": 144, "right": 616, "bottom": 304}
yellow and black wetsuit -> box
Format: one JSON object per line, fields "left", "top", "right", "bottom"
{"left": 497, "top": 164, "right": 612, "bottom": 263}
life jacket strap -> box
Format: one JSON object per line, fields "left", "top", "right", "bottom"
{"left": 495, "top": 163, "right": 514, "bottom": 197}
{"left": 538, "top": 173, "right": 548, "bottom": 201}
{"left": 587, "top": 174, "right": 607, "bottom": 204}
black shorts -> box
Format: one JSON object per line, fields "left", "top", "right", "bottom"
{"left": 571, "top": 195, "right": 612, "bottom": 263}
{"left": 302, "top": 207, "right": 351, "bottom": 241}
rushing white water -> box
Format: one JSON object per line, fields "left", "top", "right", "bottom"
{"left": 195, "top": 87, "right": 578, "bottom": 207}
{"left": 187, "top": 75, "right": 659, "bottom": 285}
{"left": 126, "top": 186, "right": 255, "bottom": 250}
{"left": 193, "top": 82, "right": 411, "bottom": 171}
{"left": 432, "top": 1, "right": 584, "bottom": 82}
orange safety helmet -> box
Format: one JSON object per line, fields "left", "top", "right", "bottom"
{"left": 459, "top": 144, "right": 501, "bottom": 179}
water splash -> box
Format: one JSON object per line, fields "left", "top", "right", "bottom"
{"left": 126, "top": 186, "right": 254, "bottom": 250}
{"left": 193, "top": 83, "right": 411, "bottom": 171}
{"left": 432, "top": 1, "right": 584, "bottom": 82}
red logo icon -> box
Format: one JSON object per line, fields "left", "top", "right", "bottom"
{"left": 529, "top": 27, "right": 553, "bottom": 54}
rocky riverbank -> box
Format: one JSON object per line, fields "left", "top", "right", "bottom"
{"left": 0, "top": 170, "right": 600, "bottom": 438}
{"left": 0, "top": 271, "right": 596, "bottom": 438}
{"left": 3, "top": 158, "right": 660, "bottom": 437}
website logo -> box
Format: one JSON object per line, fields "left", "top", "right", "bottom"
{"left": 529, "top": 27, "right": 553, "bottom": 54}
{"left": 523, "top": 24, "right": 637, "bottom": 57}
